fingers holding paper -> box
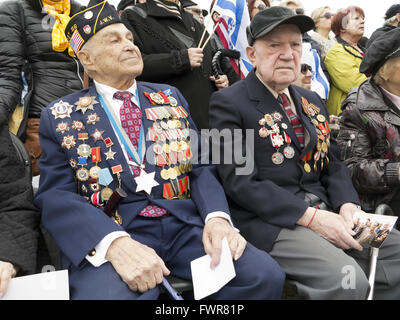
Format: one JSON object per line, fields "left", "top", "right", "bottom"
{"left": 202, "top": 217, "right": 247, "bottom": 269}
{"left": 0, "top": 261, "right": 17, "bottom": 298}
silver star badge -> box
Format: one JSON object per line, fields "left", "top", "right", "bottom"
{"left": 134, "top": 170, "right": 159, "bottom": 195}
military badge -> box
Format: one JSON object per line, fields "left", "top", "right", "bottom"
{"left": 72, "top": 120, "right": 85, "bottom": 131}
{"left": 56, "top": 122, "right": 70, "bottom": 134}
{"left": 105, "top": 148, "right": 116, "bottom": 160}
{"left": 51, "top": 101, "right": 73, "bottom": 119}
{"left": 86, "top": 113, "right": 100, "bottom": 125}
{"left": 61, "top": 135, "right": 76, "bottom": 149}
{"left": 75, "top": 96, "right": 97, "bottom": 114}
{"left": 90, "top": 129, "right": 105, "bottom": 143}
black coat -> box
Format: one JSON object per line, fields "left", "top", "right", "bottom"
{"left": 0, "top": 0, "right": 84, "bottom": 135}
{"left": 121, "top": 0, "right": 239, "bottom": 130}
{"left": 209, "top": 71, "right": 360, "bottom": 252}
{"left": 0, "top": 111, "right": 39, "bottom": 275}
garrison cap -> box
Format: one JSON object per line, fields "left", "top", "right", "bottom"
{"left": 65, "top": 0, "right": 121, "bottom": 54}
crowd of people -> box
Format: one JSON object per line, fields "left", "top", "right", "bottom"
{"left": 1, "top": 0, "right": 400, "bottom": 300}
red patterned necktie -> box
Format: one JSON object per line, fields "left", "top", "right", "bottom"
{"left": 114, "top": 91, "right": 167, "bottom": 217}
{"left": 278, "top": 93, "right": 305, "bottom": 149}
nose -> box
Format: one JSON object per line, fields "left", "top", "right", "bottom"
{"left": 279, "top": 44, "right": 295, "bottom": 60}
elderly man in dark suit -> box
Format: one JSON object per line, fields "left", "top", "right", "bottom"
{"left": 33, "top": 0, "right": 284, "bottom": 300}
{"left": 209, "top": 7, "right": 400, "bottom": 299}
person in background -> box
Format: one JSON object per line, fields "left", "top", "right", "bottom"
{"left": 0, "top": 110, "right": 40, "bottom": 298}
{"left": 117, "top": 0, "right": 136, "bottom": 16}
{"left": 280, "top": 0, "right": 304, "bottom": 15}
{"left": 182, "top": 0, "right": 207, "bottom": 24}
{"left": 0, "top": 0, "right": 84, "bottom": 176}
{"left": 293, "top": 58, "right": 313, "bottom": 91}
{"left": 367, "top": 4, "right": 400, "bottom": 49}
{"left": 324, "top": 6, "right": 367, "bottom": 116}
{"left": 248, "top": 0, "right": 270, "bottom": 20}
{"left": 337, "top": 28, "right": 400, "bottom": 217}
{"left": 310, "top": 6, "right": 336, "bottom": 60}
{"left": 121, "top": 0, "right": 233, "bottom": 130}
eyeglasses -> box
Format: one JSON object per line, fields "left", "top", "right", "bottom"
{"left": 295, "top": 8, "right": 304, "bottom": 15}
{"left": 322, "top": 12, "right": 332, "bottom": 19}
{"left": 301, "top": 64, "right": 313, "bottom": 74}
{"left": 255, "top": 3, "right": 268, "bottom": 11}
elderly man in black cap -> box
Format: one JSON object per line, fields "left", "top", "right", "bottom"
{"left": 209, "top": 6, "right": 400, "bottom": 299}
{"left": 339, "top": 28, "right": 400, "bottom": 232}
{"left": 367, "top": 4, "right": 400, "bottom": 48}
{"left": 34, "top": 0, "right": 284, "bottom": 300}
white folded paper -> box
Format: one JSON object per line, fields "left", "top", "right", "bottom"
{"left": 2, "top": 269, "right": 69, "bottom": 300}
{"left": 190, "top": 237, "right": 236, "bottom": 300}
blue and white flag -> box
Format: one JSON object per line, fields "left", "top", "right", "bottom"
{"left": 214, "top": 0, "right": 252, "bottom": 78}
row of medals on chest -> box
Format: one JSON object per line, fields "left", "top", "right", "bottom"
{"left": 258, "top": 108, "right": 330, "bottom": 169}
{"left": 151, "top": 117, "right": 193, "bottom": 181}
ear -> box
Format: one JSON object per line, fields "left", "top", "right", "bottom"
{"left": 246, "top": 45, "right": 257, "bottom": 68}
{"left": 77, "top": 49, "right": 96, "bottom": 74}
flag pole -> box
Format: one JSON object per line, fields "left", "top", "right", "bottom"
{"left": 197, "top": 0, "right": 218, "bottom": 48}
{"left": 200, "top": 21, "right": 221, "bottom": 50}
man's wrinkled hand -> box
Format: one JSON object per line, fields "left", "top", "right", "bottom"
{"left": 202, "top": 217, "right": 246, "bottom": 269}
{"left": 105, "top": 236, "right": 170, "bottom": 293}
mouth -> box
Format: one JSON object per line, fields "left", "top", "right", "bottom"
{"left": 121, "top": 56, "right": 138, "bottom": 62}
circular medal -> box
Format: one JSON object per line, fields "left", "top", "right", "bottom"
{"left": 160, "top": 121, "right": 169, "bottom": 130}
{"left": 272, "top": 152, "right": 284, "bottom": 165}
{"left": 259, "top": 128, "right": 269, "bottom": 138}
{"left": 322, "top": 142, "right": 328, "bottom": 153}
{"left": 153, "top": 143, "right": 163, "bottom": 155}
{"left": 160, "top": 168, "right": 170, "bottom": 180}
{"left": 77, "top": 144, "right": 91, "bottom": 158}
{"left": 170, "top": 141, "right": 179, "bottom": 152}
{"left": 304, "top": 163, "right": 312, "bottom": 173}
{"left": 167, "top": 120, "right": 176, "bottom": 129}
{"left": 76, "top": 167, "right": 90, "bottom": 181}
{"left": 169, "top": 97, "right": 178, "bottom": 107}
{"left": 283, "top": 146, "right": 295, "bottom": 159}
{"left": 175, "top": 166, "right": 182, "bottom": 177}
{"left": 317, "top": 114, "right": 326, "bottom": 122}
{"left": 89, "top": 165, "right": 101, "bottom": 179}
{"left": 168, "top": 167, "right": 178, "bottom": 180}
{"left": 281, "top": 123, "right": 288, "bottom": 130}
{"left": 101, "top": 187, "right": 113, "bottom": 201}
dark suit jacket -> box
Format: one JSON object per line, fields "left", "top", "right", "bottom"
{"left": 34, "top": 81, "right": 230, "bottom": 268}
{"left": 209, "top": 70, "right": 360, "bottom": 252}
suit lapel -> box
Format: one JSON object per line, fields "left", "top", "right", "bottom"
{"left": 246, "top": 72, "right": 303, "bottom": 151}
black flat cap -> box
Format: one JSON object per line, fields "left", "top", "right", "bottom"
{"left": 65, "top": 0, "right": 121, "bottom": 54}
{"left": 117, "top": 0, "right": 136, "bottom": 12}
{"left": 385, "top": 4, "right": 400, "bottom": 20}
{"left": 246, "top": 6, "right": 314, "bottom": 46}
{"left": 360, "top": 27, "right": 400, "bottom": 75}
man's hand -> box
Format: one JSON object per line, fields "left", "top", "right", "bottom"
{"left": 210, "top": 74, "right": 229, "bottom": 90}
{"left": 339, "top": 202, "right": 362, "bottom": 230}
{"left": 188, "top": 48, "right": 204, "bottom": 68}
{"left": 105, "top": 236, "right": 170, "bottom": 293}
{"left": 202, "top": 217, "right": 246, "bottom": 269}
{"left": 0, "top": 261, "right": 17, "bottom": 298}
{"left": 300, "top": 207, "right": 363, "bottom": 251}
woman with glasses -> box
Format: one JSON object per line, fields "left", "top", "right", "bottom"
{"left": 310, "top": 6, "right": 336, "bottom": 60}
{"left": 247, "top": 0, "right": 270, "bottom": 20}
{"left": 324, "top": 6, "right": 367, "bottom": 116}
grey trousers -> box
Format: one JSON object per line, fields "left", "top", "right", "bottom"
{"left": 269, "top": 226, "right": 400, "bottom": 300}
